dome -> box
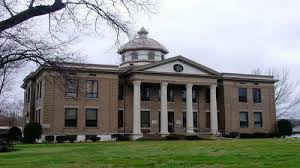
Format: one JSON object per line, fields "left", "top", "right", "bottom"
{"left": 118, "top": 27, "right": 169, "bottom": 54}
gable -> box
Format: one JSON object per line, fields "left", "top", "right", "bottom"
{"left": 145, "top": 60, "right": 209, "bottom": 75}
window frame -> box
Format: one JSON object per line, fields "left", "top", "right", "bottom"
{"left": 167, "top": 87, "right": 175, "bottom": 102}
{"left": 253, "top": 88, "right": 262, "bottom": 103}
{"left": 65, "top": 79, "right": 79, "bottom": 98}
{"left": 239, "top": 88, "right": 248, "bottom": 103}
{"left": 65, "top": 108, "right": 78, "bottom": 128}
{"left": 141, "top": 86, "right": 151, "bottom": 101}
{"left": 118, "top": 110, "right": 124, "bottom": 128}
{"left": 254, "top": 112, "right": 263, "bottom": 128}
{"left": 141, "top": 111, "right": 150, "bottom": 128}
{"left": 86, "top": 80, "right": 98, "bottom": 99}
{"left": 85, "top": 108, "right": 98, "bottom": 127}
{"left": 240, "top": 112, "right": 249, "bottom": 128}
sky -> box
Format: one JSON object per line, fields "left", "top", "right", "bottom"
{"left": 14, "top": 0, "right": 300, "bottom": 117}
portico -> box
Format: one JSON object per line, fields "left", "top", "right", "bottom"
{"left": 131, "top": 77, "right": 219, "bottom": 136}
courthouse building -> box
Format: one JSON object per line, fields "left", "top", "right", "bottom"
{"left": 22, "top": 28, "right": 277, "bottom": 140}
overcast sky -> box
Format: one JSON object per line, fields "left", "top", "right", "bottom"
{"left": 16, "top": 0, "right": 300, "bottom": 116}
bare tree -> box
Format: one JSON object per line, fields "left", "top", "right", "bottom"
{"left": 0, "top": 0, "right": 157, "bottom": 96}
{"left": 252, "top": 68, "right": 300, "bottom": 119}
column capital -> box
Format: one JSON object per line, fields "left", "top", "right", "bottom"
{"left": 161, "top": 81, "right": 168, "bottom": 87}
{"left": 133, "top": 80, "right": 141, "bottom": 86}
{"left": 186, "top": 83, "right": 193, "bottom": 89}
{"left": 210, "top": 84, "right": 217, "bottom": 89}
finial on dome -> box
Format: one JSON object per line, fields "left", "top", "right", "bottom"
{"left": 137, "top": 27, "right": 148, "bottom": 38}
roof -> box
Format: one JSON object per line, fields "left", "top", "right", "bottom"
{"left": 221, "top": 73, "right": 277, "bottom": 83}
{"left": 118, "top": 27, "right": 169, "bottom": 54}
{"left": 132, "top": 55, "right": 221, "bottom": 76}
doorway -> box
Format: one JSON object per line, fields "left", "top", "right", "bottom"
{"left": 168, "top": 111, "right": 175, "bottom": 133}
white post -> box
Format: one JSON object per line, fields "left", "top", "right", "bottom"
{"left": 160, "top": 81, "right": 169, "bottom": 135}
{"left": 210, "top": 84, "right": 218, "bottom": 135}
{"left": 186, "top": 83, "right": 194, "bottom": 134}
{"left": 133, "top": 80, "right": 141, "bottom": 135}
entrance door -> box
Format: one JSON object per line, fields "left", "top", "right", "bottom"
{"left": 168, "top": 112, "right": 175, "bottom": 133}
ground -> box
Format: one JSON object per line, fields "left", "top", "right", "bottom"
{"left": 0, "top": 139, "right": 300, "bottom": 168}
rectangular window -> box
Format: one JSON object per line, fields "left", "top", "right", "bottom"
{"left": 253, "top": 88, "right": 262, "bottom": 103}
{"left": 86, "top": 108, "right": 97, "bottom": 127}
{"left": 87, "top": 80, "right": 98, "bottom": 98}
{"left": 65, "top": 79, "right": 78, "bottom": 97}
{"left": 182, "top": 112, "right": 186, "bottom": 128}
{"left": 205, "top": 88, "right": 210, "bottom": 103}
{"left": 167, "top": 87, "right": 175, "bottom": 102}
{"left": 118, "top": 110, "right": 124, "bottom": 128}
{"left": 206, "top": 112, "right": 210, "bottom": 128}
{"left": 118, "top": 85, "right": 124, "bottom": 100}
{"left": 193, "top": 112, "right": 198, "bottom": 128}
{"left": 141, "top": 111, "right": 150, "bottom": 128}
{"left": 240, "top": 112, "right": 249, "bottom": 128}
{"left": 141, "top": 86, "right": 151, "bottom": 101}
{"left": 65, "top": 108, "right": 77, "bottom": 127}
{"left": 35, "top": 109, "right": 40, "bottom": 124}
{"left": 182, "top": 112, "right": 198, "bottom": 128}
{"left": 239, "top": 88, "right": 247, "bottom": 102}
{"left": 192, "top": 88, "right": 197, "bottom": 103}
{"left": 254, "top": 112, "right": 263, "bottom": 128}
{"left": 26, "top": 87, "right": 31, "bottom": 103}
{"left": 181, "top": 89, "right": 186, "bottom": 102}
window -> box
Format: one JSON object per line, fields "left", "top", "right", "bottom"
{"left": 86, "top": 108, "right": 97, "bottom": 127}
{"left": 141, "top": 111, "right": 150, "bottom": 128}
{"left": 253, "top": 88, "right": 262, "bottom": 103}
{"left": 118, "top": 110, "right": 124, "bottom": 128}
{"left": 87, "top": 80, "right": 98, "bottom": 98}
{"left": 182, "top": 112, "right": 198, "bottom": 128}
{"left": 240, "top": 112, "right": 248, "bottom": 128}
{"left": 239, "top": 88, "right": 247, "bottom": 102}
{"left": 65, "top": 79, "right": 78, "bottom": 97}
{"left": 65, "top": 108, "right": 77, "bottom": 127}
{"left": 192, "top": 88, "right": 197, "bottom": 103}
{"left": 124, "top": 55, "right": 131, "bottom": 62}
{"left": 148, "top": 51, "right": 155, "bottom": 60}
{"left": 167, "top": 87, "right": 175, "bottom": 102}
{"left": 205, "top": 88, "right": 210, "bottom": 103}
{"left": 35, "top": 110, "right": 40, "bottom": 124}
{"left": 36, "top": 81, "right": 42, "bottom": 100}
{"left": 139, "top": 51, "right": 148, "bottom": 60}
{"left": 26, "top": 87, "right": 31, "bottom": 103}
{"left": 181, "top": 89, "right": 186, "bottom": 102}
{"left": 141, "top": 86, "right": 151, "bottom": 101}
{"left": 193, "top": 112, "right": 198, "bottom": 128}
{"left": 206, "top": 112, "right": 210, "bottom": 128}
{"left": 254, "top": 112, "right": 263, "bottom": 128}
{"left": 131, "top": 52, "right": 138, "bottom": 60}
{"left": 118, "top": 85, "right": 124, "bottom": 100}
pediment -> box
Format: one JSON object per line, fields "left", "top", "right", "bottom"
{"left": 135, "top": 56, "right": 219, "bottom": 76}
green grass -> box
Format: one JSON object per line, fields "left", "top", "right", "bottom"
{"left": 1, "top": 139, "right": 300, "bottom": 168}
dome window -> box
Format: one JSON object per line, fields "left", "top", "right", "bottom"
{"left": 131, "top": 51, "right": 138, "bottom": 61}
{"left": 148, "top": 51, "right": 155, "bottom": 60}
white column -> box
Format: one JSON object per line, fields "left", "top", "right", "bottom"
{"left": 160, "top": 81, "right": 169, "bottom": 135}
{"left": 210, "top": 84, "right": 218, "bottom": 135}
{"left": 186, "top": 83, "right": 194, "bottom": 134}
{"left": 133, "top": 80, "right": 141, "bottom": 135}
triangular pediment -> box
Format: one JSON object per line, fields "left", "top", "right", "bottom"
{"left": 135, "top": 56, "right": 219, "bottom": 76}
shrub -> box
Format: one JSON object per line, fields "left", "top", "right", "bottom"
{"left": 8, "top": 127, "right": 22, "bottom": 143}
{"left": 65, "top": 135, "right": 77, "bottom": 143}
{"left": 277, "top": 119, "right": 293, "bottom": 137}
{"left": 45, "top": 136, "right": 55, "bottom": 143}
{"left": 111, "top": 134, "right": 131, "bottom": 141}
{"left": 23, "top": 123, "right": 42, "bottom": 143}
{"left": 185, "top": 135, "right": 201, "bottom": 140}
{"left": 165, "top": 134, "right": 185, "bottom": 140}
{"left": 56, "top": 136, "right": 66, "bottom": 143}
{"left": 0, "top": 140, "right": 9, "bottom": 152}
{"left": 86, "top": 135, "right": 101, "bottom": 142}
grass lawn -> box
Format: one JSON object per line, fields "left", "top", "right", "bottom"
{"left": 0, "top": 139, "right": 300, "bottom": 168}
